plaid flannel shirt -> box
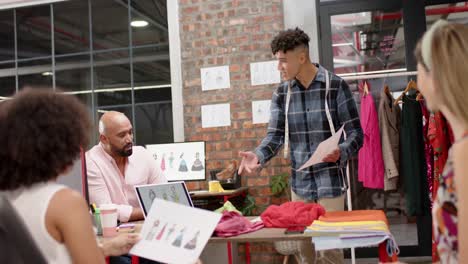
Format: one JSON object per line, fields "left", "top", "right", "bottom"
{"left": 255, "top": 64, "right": 363, "bottom": 200}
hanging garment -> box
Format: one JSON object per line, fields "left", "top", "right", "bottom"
{"left": 420, "top": 101, "right": 434, "bottom": 204}
{"left": 378, "top": 89, "right": 401, "bottom": 191}
{"left": 400, "top": 93, "right": 430, "bottom": 216}
{"left": 260, "top": 201, "right": 325, "bottom": 228}
{"left": 358, "top": 92, "right": 385, "bottom": 189}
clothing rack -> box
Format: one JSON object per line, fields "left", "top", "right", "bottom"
{"left": 340, "top": 71, "right": 418, "bottom": 81}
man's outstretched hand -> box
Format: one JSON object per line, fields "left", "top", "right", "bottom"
{"left": 238, "top": 151, "right": 261, "bottom": 176}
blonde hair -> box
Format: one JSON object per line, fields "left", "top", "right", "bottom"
{"left": 416, "top": 23, "right": 468, "bottom": 127}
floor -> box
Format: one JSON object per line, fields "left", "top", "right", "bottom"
{"left": 345, "top": 256, "right": 432, "bottom": 264}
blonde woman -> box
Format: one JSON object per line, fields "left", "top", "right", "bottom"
{"left": 415, "top": 20, "right": 468, "bottom": 263}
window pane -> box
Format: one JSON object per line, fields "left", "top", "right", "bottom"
{"left": 130, "top": 0, "right": 168, "bottom": 47}
{"left": 56, "top": 55, "right": 92, "bottom": 109}
{"left": 53, "top": 1, "right": 90, "bottom": 55}
{"left": 18, "top": 59, "right": 52, "bottom": 89}
{"left": 92, "top": 0, "right": 129, "bottom": 50}
{"left": 0, "top": 76, "right": 16, "bottom": 98}
{"left": 133, "top": 60, "right": 171, "bottom": 87}
{"left": 17, "top": 5, "right": 51, "bottom": 59}
{"left": 94, "top": 50, "right": 131, "bottom": 90}
{"left": 93, "top": 47, "right": 132, "bottom": 142}
{"left": 426, "top": 2, "right": 468, "bottom": 26}
{"left": 0, "top": 10, "right": 15, "bottom": 64}
{"left": 133, "top": 59, "right": 172, "bottom": 145}
{"left": 56, "top": 55, "right": 91, "bottom": 91}
{"left": 135, "top": 101, "right": 173, "bottom": 145}
{"left": 331, "top": 9, "right": 406, "bottom": 75}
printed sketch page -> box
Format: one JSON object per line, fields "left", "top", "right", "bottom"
{"left": 298, "top": 126, "right": 344, "bottom": 171}
{"left": 130, "top": 199, "right": 222, "bottom": 264}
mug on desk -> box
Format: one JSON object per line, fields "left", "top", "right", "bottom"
{"left": 99, "top": 204, "right": 118, "bottom": 237}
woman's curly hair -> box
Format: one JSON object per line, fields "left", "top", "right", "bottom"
{"left": 0, "top": 88, "right": 91, "bottom": 190}
{"left": 271, "top": 27, "right": 310, "bottom": 54}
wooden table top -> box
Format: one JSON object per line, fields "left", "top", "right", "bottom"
{"left": 100, "top": 216, "right": 312, "bottom": 244}
{"left": 189, "top": 186, "right": 249, "bottom": 198}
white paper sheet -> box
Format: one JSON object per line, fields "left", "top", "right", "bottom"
{"left": 201, "top": 103, "right": 231, "bottom": 128}
{"left": 250, "top": 60, "right": 281, "bottom": 86}
{"left": 252, "top": 100, "right": 271, "bottom": 124}
{"left": 311, "top": 235, "right": 388, "bottom": 251}
{"left": 298, "top": 126, "right": 344, "bottom": 171}
{"left": 130, "top": 199, "right": 222, "bottom": 264}
{"left": 201, "top": 65, "right": 230, "bottom": 91}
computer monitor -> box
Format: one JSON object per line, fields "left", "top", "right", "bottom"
{"left": 134, "top": 182, "right": 194, "bottom": 218}
{"left": 146, "top": 141, "right": 206, "bottom": 182}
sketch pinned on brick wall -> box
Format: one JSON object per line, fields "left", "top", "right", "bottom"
{"left": 201, "top": 103, "right": 231, "bottom": 128}
{"left": 250, "top": 60, "right": 281, "bottom": 86}
{"left": 201, "top": 65, "right": 230, "bottom": 91}
{"left": 252, "top": 100, "right": 271, "bottom": 124}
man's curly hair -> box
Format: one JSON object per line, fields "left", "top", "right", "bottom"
{"left": 0, "top": 88, "right": 91, "bottom": 190}
{"left": 271, "top": 27, "right": 310, "bottom": 54}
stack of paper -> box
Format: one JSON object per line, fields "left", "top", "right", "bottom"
{"left": 306, "top": 220, "right": 399, "bottom": 255}
{"left": 307, "top": 220, "right": 389, "bottom": 237}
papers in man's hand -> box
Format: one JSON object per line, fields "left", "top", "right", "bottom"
{"left": 130, "top": 199, "right": 221, "bottom": 264}
{"left": 298, "top": 125, "right": 344, "bottom": 171}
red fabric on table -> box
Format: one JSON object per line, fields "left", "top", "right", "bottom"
{"left": 260, "top": 201, "right": 325, "bottom": 228}
{"left": 214, "top": 211, "right": 264, "bottom": 238}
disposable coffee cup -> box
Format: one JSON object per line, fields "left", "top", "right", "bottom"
{"left": 99, "top": 204, "right": 118, "bottom": 237}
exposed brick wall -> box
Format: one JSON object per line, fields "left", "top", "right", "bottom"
{"left": 178, "top": 0, "right": 291, "bottom": 263}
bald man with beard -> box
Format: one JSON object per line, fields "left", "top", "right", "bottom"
{"left": 87, "top": 111, "right": 167, "bottom": 222}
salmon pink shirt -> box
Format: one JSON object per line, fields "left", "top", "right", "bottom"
{"left": 86, "top": 143, "right": 167, "bottom": 222}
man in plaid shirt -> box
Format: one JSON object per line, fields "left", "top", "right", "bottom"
{"left": 238, "top": 28, "right": 363, "bottom": 263}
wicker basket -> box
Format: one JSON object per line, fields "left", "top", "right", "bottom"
{"left": 274, "top": 240, "right": 301, "bottom": 256}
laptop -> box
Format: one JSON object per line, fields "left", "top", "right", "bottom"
{"left": 134, "top": 181, "right": 194, "bottom": 218}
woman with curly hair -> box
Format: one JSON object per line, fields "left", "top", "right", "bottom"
{"left": 0, "top": 89, "right": 139, "bottom": 263}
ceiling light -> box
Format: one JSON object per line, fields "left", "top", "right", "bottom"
{"left": 42, "top": 71, "right": 53, "bottom": 76}
{"left": 131, "top": 20, "right": 149, "bottom": 27}
{"left": 332, "top": 42, "right": 354, "bottom": 47}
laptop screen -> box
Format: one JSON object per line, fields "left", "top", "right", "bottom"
{"left": 134, "top": 181, "right": 194, "bottom": 217}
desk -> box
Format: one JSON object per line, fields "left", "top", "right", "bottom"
{"left": 190, "top": 186, "right": 248, "bottom": 203}
{"left": 102, "top": 215, "right": 396, "bottom": 264}
{"left": 210, "top": 226, "right": 312, "bottom": 243}
{"left": 208, "top": 219, "right": 312, "bottom": 264}
{"left": 190, "top": 187, "right": 249, "bottom": 263}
